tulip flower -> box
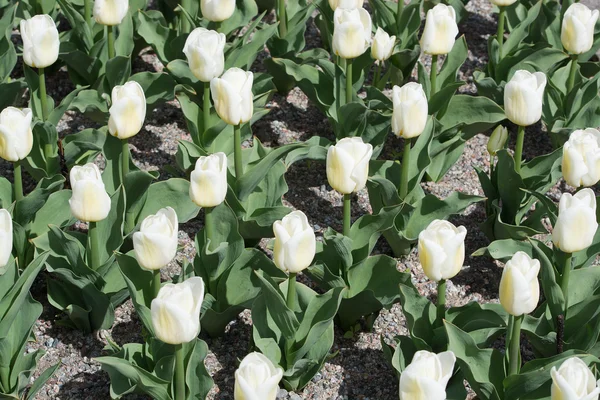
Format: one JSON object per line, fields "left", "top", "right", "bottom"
{"left": 399, "top": 350, "right": 456, "bottom": 400}
{"left": 234, "top": 352, "right": 284, "bottom": 400}
{"left": 201, "top": 0, "right": 236, "bottom": 22}
{"left": 273, "top": 211, "right": 316, "bottom": 274}
{"left": 0, "top": 209, "right": 12, "bottom": 268}
{"left": 189, "top": 152, "right": 228, "bottom": 208}
{"left": 487, "top": 125, "right": 508, "bottom": 157}
{"left": 553, "top": 189, "right": 598, "bottom": 254}
{"left": 371, "top": 28, "right": 395, "bottom": 62}
{"left": 489, "top": 0, "right": 517, "bottom": 6}
{"left": 562, "top": 4, "right": 599, "bottom": 55}
{"left": 133, "top": 207, "right": 178, "bottom": 271}
{"left": 499, "top": 251, "right": 540, "bottom": 317}
{"left": 332, "top": 8, "right": 372, "bottom": 60}
{"left": 551, "top": 357, "right": 600, "bottom": 400}
{"left": 420, "top": 4, "right": 458, "bottom": 56}
{"left": 0, "top": 107, "right": 33, "bottom": 202}
{"left": 93, "top": 0, "right": 129, "bottom": 26}
{"left": 20, "top": 15, "right": 59, "bottom": 70}
{"left": 562, "top": 128, "right": 600, "bottom": 188}
{"left": 329, "top": 0, "right": 364, "bottom": 10}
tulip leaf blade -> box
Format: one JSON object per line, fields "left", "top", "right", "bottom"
{"left": 254, "top": 270, "right": 300, "bottom": 340}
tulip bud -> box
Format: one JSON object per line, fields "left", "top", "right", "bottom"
{"left": 392, "top": 83, "right": 428, "bottom": 139}
{"left": 201, "top": 0, "right": 236, "bottom": 22}
{"left": 273, "top": 211, "right": 316, "bottom": 274}
{"left": 329, "top": 0, "right": 364, "bottom": 10}
{"left": 133, "top": 207, "right": 179, "bottom": 271}
{"left": 420, "top": 4, "right": 459, "bottom": 55}
{"left": 69, "top": 163, "right": 111, "bottom": 222}
{"left": 504, "top": 70, "right": 546, "bottom": 127}
{"left": 561, "top": 3, "right": 599, "bottom": 55}
{"left": 183, "top": 28, "right": 226, "bottom": 83}
{"left": 189, "top": 152, "right": 228, "bottom": 208}
{"left": 211, "top": 68, "right": 254, "bottom": 126}
{"left": 0, "top": 209, "right": 12, "bottom": 268}
{"left": 151, "top": 277, "right": 204, "bottom": 345}
{"left": 399, "top": 350, "right": 456, "bottom": 400}
{"left": 488, "top": 0, "right": 517, "bottom": 6}
{"left": 19, "top": 15, "right": 60, "bottom": 69}
{"left": 553, "top": 189, "right": 598, "bottom": 254}
{"left": 234, "top": 352, "right": 284, "bottom": 400}
{"left": 326, "top": 137, "right": 373, "bottom": 194}
{"left": 487, "top": 125, "right": 508, "bottom": 156}
{"left": 499, "top": 251, "right": 540, "bottom": 316}
{"left": 0, "top": 107, "right": 33, "bottom": 162}
{"left": 371, "top": 27, "right": 395, "bottom": 62}
{"left": 93, "top": 0, "right": 129, "bottom": 26}
{"left": 551, "top": 357, "right": 600, "bottom": 400}
{"left": 562, "top": 129, "right": 600, "bottom": 188}
{"left": 332, "top": 8, "right": 372, "bottom": 60}
{"left": 108, "top": 81, "right": 147, "bottom": 139}
{"left": 418, "top": 220, "right": 467, "bottom": 282}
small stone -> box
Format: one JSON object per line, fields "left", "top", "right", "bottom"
{"left": 276, "top": 388, "right": 288, "bottom": 399}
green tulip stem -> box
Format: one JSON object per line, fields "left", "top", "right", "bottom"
{"left": 430, "top": 55, "right": 438, "bottom": 97}
{"left": 437, "top": 279, "right": 446, "bottom": 324}
{"left": 514, "top": 125, "right": 525, "bottom": 174}
{"left": 399, "top": 138, "right": 411, "bottom": 199}
{"left": 374, "top": 62, "right": 382, "bottom": 88}
{"left": 567, "top": 55, "right": 578, "bottom": 94}
{"left": 153, "top": 270, "right": 161, "bottom": 299}
{"left": 234, "top": 124, "right": 243, "bottom": 183}
{"left": 203, "top": 82, "right": 211, "bottom": 139}
{"left": 497, "top": 7, "right": 505, "bottom": 58}
{"left": 508, "top": 314, "right": 523, "bottom": 376}
{"left": 121, "top": 139, "right": 130, "bottom": 184}
{"left": 107, "top": 25, "right": 115, "bottom": 59}
{"left": 343, "top": 193, "right": 351, "bottom": 237}
{"left": 396, "top": 0, "right": 404, "bottom": 30}
{"left": 346, "top": 58, "right": 353, "bottom": 104}
{"left": 286, "top": 272, "right": 297, "bottom": 311}
{"left": 181, "top": 0, "right": 192, "bottom": 34}
{"left": 561, "top": 252, "right": 573, "bottom": 316}
{"left": 204, "top": 206, "right": 215, "bottom": 251}
{"left": 84, "top": 0, "right": 92, "bottom": 27}
{"left": 38, "top": 67, "right": 49, "bottom": 121}
{"left": 13, "top": 161, "right": 23, "bottom": 202}
{"left": 278, "top": 0, "right": 287, "bottom": 37}
{"left": 88, "top": 221, "right": 100, "bottom": 270}
{"left": 489, "top": 154, "right": 495, "bottom": 178}
{"left": 174, "top": 343, "right": 186, "bottom": 400}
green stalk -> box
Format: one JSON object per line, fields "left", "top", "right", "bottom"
{"left": 514, "top": 125, "right": 525, "bottom": 174}
{"left": 121, "top": 139, "right": 130, "bottom": 184}
{"left": 374, "top": 62, "right": 382, "bottom": 88}
{"left": 174, "top": 344, "right": 186, "bottom": 400}
{"left": 399, "top": 139, "right": 411, "bottom": 199}
{"left": 89, "top": 221, "right": 100, "bottom": 270}
{"left": 430, "top": 55, "right": 438, "bottom": 97}
{"left": 396, "top": 0, "right": 404, "bottom": 31}
{"left": 204, "top": 206, "right": 215, "bottom": 251}
{"left": 343, "top": 193, "right": 351, "bottom": 237}
{"left": 13, "top": 161, "right": 23, "bottom": 202}
{"left": 497, "top": 7, "right": 505, "bottom": 58}
{"left": 286, "top": 273, "right": 297, "bottom": 310}
{"left": 203, "top": 82, "right": 211, "bottom": 140}
{"left": 437, "top": 279, "right": 446, "bottom": 324}
{"left": 234, "top": 124, "right": 243, "bottom": 182}
{"left": 107, "top": 25, "right": 115, "bottom": 59}
{"left": 566, "top": 55, "right": 578, "bottom": 94}
{"left": 84, "top": 0, "right": 92, "bottom": 27}
{"left": 38, "top": 67, "right": 49, "bottom": 121}
{"left": 345, "top": 58, "right": 353, "bottom": 104}
{"left": 560, "top": 252, "right": 572, "bottom": 316}
{"left": 181, "top": 0, "right": 192, "bottom": 34}
{"left": 278, "top": 0, "right": 287, "bottom": 37}
{"left": 489, "top": 154, "right": 495, "bottom": 179}
{"left": 153, "top": 270, "right": 161, "bottom": 299}
{"left": 508, "top": 314, "right": 523, "bottom": 376}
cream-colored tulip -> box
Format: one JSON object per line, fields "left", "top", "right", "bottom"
{"left": 551, "top": 357, "right": 600, "bottom": 400}
{"left": 234, "top": 352, "right": 284, "bottom": 400}
{"left": 499, "top": 251, "right": 540, "bottom": 316}
{"left": 184, "top": 28, "right": 226, "bottom": 83}
{"left": 487, "top": 125, "right": 508, "bottom": 156}
{"left": 392, "top": 83, "right": 428, "bottom": 139}
{"left": 108, "top": 81, "right": 146, "bottom": 139}
{"left": 420, "top": 4, "right": 459, "bottom": 55}
{"left": 562, "top": 129, "right": 600, "bottom": 188}
{"left": 371, "top": 27, "right": 396, "bottom": 62}
{"left": 418, "top": 220, "right": 467, "bottom": 282}
{"left": 0, "top": 209, "right": 12, "bottom": 268}
{"left": 273, "top": 211, "right": 316, "bottom": 274}
{"left": 201, "top": 0, "right": 236, "bottom": 22}
{"left": 553, "top": 189, "right": 598, "bottom": 254}
{"left": 210, "top": 68, "right": 253, "bottom": 126}
{"left": 489, "top": 0, "right": 517, "bottom": 6}
{"left": 562, "top": 3, "right": 599, "bottom": 55}
{"left": 332, "top": 8, "right": 372, "bottom": 59}
{"left": 69, "top": 163, "right": 111, "bottom": 222}
{"left": 93, "top": 0, "right": 129, "bottom": 26}
{"left": 151, "top": 277, "right": 204, "bottom": 344}
{"left": 0, "top": 107, "right": 33, "bottom": 162}
{"left": 133, "top": 207, "right": 178, "bottom": 271}
{"left": 399, "top": 350, "right": 456, "bottom": 400}
{"left": 189, "top": 152, "right": 228, "bottom": 208}
{"left": 326, "top": 137, "right": 373, "bottom": 194}
{"left": 504, "top": 70, "right": 546, "bottom": 127}
{"left": 329, "top": 0, "right": 364, "bottom": 10}
{"left": 20, "top": 15, "right": 59, "bottom": 69}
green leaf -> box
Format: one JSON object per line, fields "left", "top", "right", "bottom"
{"left": 185, "top": 339, "right": 213, "bottom": 399}
{"left": 438, "top": 95, "right": 506, "bottom": 136}
{"left": 138, "top": 179, "right": 201, "bottom": 224}
{"left": 254, "top": 271, "right": 300, "bottom": 340}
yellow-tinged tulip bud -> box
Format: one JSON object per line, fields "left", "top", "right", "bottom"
{"left": 418, "top": 220, "right": 467, "bottom": 282}
{"left": 184, "top": 28, "right": 226, "bottom": 83}
{"left": 273, "top": 211, "right": 316, "bottom": 274}
{"left": 332, "top": 8, "right": 372, "bottom": 60}
{"left": 499, "top": 251, "right": 540, "bottom": 316}
{"left": 93, "top": 0, "right": 129, "bottom": 26}
{"left": 504, "top": 70, "right": 546, "bottom": 127}
{"left": 552, "top": 189, "right": 598, "bottom": 254}
{"left": 189, "top": 152, "right": 228, "bottom": 208}
{"left": 399, "top": 350, "right": 456, "bottom": 400}
{"left": 20, "top": 15, "right": 59, "bottom": 69}
{"left": 210, "top": 68, "right": 254, "bottom": 126}
{"left": 69, "top": 163, "right": 111, "bottom": 222}
{"left": 562, "top": 128, "right": 600, "bottom": 188}
{"left": 326, "top": 137, "right": 373, "bottom": 194}
{"left": 201, "top": 0, "right": 236, "bottom": 22}
{"left": 234, "top": 352, "right": 283, "bottom": 400}
{"left": 487, "top": 125, "right": 508, "bottom": 156}
{"left": 420, "top": 4, "right": 459, "bottom": 55}
{"left": 371, "top": 27, "right": 395, "bottom": 62}
{"left": 392, "top": 83, "right": 428, "bottom": 139}
{"left": 551, "top": 357, "right": 600, "bottom": 400}
{"left": 108, "top": 81, "right": 147, "bottom": 139}
{"left": 133, "top": 207, "right": 178, "bottom": 271}
{"left": 0, "top": 107, "right": 33, "bottom": 162}
{"left": 0, "top": 209, "right": 12, "bottom": 268}
{"left": 562, "top": 3, "right": 599, "bottom": 55}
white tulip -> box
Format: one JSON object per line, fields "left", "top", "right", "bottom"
{"left": 499, "top": 251, "right": 540, "bottom": 316}
{"left": 371, "top": 27, "right": 396, "bottom": 62}
{"left": 0, "top": 107, "right": 33, "bottom": 162}
{"left": 399, "top": 350, "right": 456, "bottom": 400}
{"left": 184, "top": 28, "right": 226, "bottom": 83}
{"left": 201, "top": 0, "right": 236, "bottom": 22}
{"left": 329, "top": 0, "right": 364, "bottom": 10}
{"left": 189, "top": 152, "right": 228, "bottom": 208}
{"left": 489, "top": 0, "right": 517, "bottom": 7}
{"left": 420, "top": 4, "right": 459, "bottom": 55}
{"left": 108, "top": 81, "right": 147, "bottom": 139}
{"left": 210, "top": 68, "right": 254, "bottom": 126}
{"left": 93, "top": 0, "right": 129, "bottom": 26}
{"left": 487, "top": 125, "right": 508, "bottom": 156}
{"left": 19, "top": 15, "right": 59, "bottom": 69}
{"left": 332, "top": 8, "right": 372, "bottom": 60}
{"left": 504, "top": 70, "right": 546, "bottom": 127}
{"left": 133, "top": 207, "right": 179, "bottom": 271}
{"left": 0, "top": 209, "right": 12, "bottom": 268}
{"left": 562, "top": 3, "right": 599, "bottom": 55}
{"left": 69, "top": 163, "right": 111, "bottom": 223}
{"left": 418, "top": 220, "right": 467, "bottom": 282}
{"left": 392, "top": 83, "right": 428, "bottom": 139}
{"left": 273, "top": 211, "right": 316, "bottom": 274}
{"left": 553, "top": 189, "right": 598, "bottom": 254}
{"left": 234, "top": 352, "right": 284, "bottom": 400}
{"left": 326, "top": 137, "right": 373, "bottom": 194}
{"left": 151, "top": 277, "right": 204, "bottom": 345}
{"left": 551, "top": 357, "right": 600, "bottom": 400}
{"left": 562, "top": 129, "right": 600, "bottom": 188}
